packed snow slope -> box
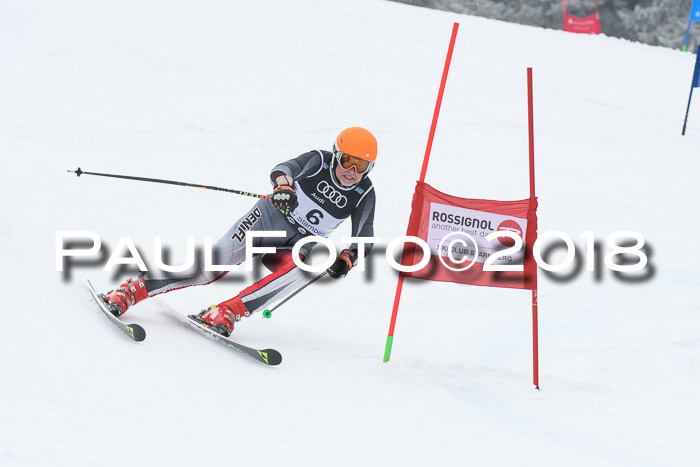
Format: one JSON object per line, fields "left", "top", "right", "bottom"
{"left": 1, "top": 1, "right": 698, "bottom": 466}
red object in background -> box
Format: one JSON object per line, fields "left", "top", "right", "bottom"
{"left": 563, "top": 0, "right": 601, "bottom": 34}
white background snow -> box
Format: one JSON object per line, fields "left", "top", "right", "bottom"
{"left": 1, "top": 0, "right": 699, "bottom": 466}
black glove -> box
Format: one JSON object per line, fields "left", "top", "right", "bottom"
{"left": 327, "top": 249, "right": 358, "bottom": 279}
{"left": 271, "top": 184, "right": 298, "bottom": 216}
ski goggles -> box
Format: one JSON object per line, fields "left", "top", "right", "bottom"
{"left": 336, "top": 152, "right": 373, "bottom": 174}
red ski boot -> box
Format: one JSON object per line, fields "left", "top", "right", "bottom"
{"left": 198, "top": 296, "right": 250, "bottom": 337}
{"left": 104, "top": 275, "right": 149, "bottom": 317}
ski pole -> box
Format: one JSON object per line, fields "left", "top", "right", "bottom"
{"left": 67, "top": 167, "right": 272, "bottom": 201}
{"left": 262, "top": 271, "right": 328, "bottom": 319}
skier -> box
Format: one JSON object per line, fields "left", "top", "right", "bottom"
{"left": 102, "top": 127, "right": 377, "bottom": 337}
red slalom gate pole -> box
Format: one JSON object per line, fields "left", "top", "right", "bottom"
{"left": 384, "top": 22, "right": 459, "bottom": 362}
{"left": 527, "top": 67, "right": 540, "bottom": 389}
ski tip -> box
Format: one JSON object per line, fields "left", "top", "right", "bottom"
{"left": 258, "top": 349, "right": 282, "bottom": 366}
{"left": 126, "top": 324, "right": 146, "bottom": 342}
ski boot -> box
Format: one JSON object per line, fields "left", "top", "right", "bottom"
{"left": 191, "top": 296, "right": 250, "bottom": 337}
{"left": 104, "top": 275, "right": 149, "bottom": 317}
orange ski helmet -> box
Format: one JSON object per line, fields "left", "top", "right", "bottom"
{"left": 332, "top": 127, "right": 377, "bottom": 176}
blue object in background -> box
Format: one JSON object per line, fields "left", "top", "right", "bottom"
{"left": 682, "top": 45, "right": 700, "bottom": 135}
{"left": 683, "top": 0, "right": 700, "bottom": 51}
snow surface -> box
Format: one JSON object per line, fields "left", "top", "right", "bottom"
{"left": 1, "top": 0, "right": 699, "bottom": 466}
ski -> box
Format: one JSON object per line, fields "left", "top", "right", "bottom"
{"left": 183, "top": 314, "right": 282, "bottom": 366}
{"left": 86, "top": 279, "right": 146, "bottom": 342}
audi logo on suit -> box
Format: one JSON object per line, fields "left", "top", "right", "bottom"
{"left": 316, "top": 181, "right": 348, "bottom": 208}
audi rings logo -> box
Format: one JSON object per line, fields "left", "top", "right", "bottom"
{"left": 316, "top": 181, "right": 347, "bottom": 208}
